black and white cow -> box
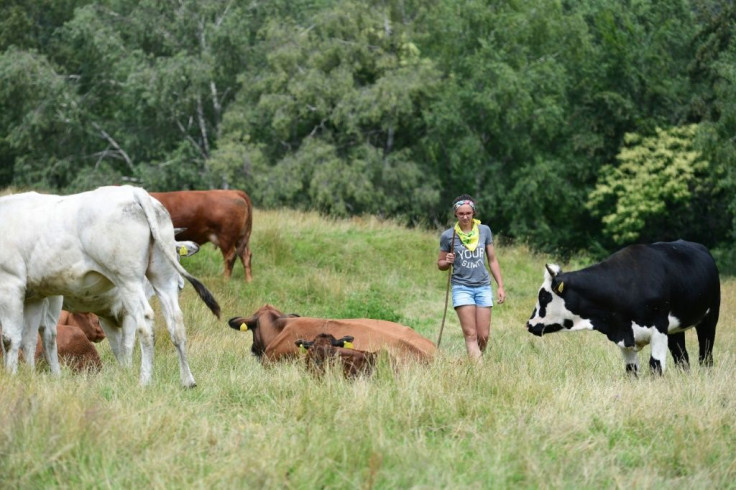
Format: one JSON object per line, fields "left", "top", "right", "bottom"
{"left": 0, "top": 186, "right": 220, "bottom": 387}
{"left": 526, "top": 240, "right": 720, "bottom": 375}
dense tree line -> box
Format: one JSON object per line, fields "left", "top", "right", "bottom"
{"left": 1, "top": 0, "right": 735, "bottom": 266}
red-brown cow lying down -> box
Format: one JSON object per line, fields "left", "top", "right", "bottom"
{"left": 150, "top": 190, "right": 253, "bottom": 282}
{"left": 4, "top": 322, "right": 102, "bottom": 373}
{"left": 296, "top": 334, "right": 378, "bottom": 378}
{"left": 34, "top": 324, "right": 102, "bottom": 373}
{"left": 228, "top": 304, "right": 436, "bottom": 364}
{"left": 58, "top": 310, "right": 105, "bottom": 343}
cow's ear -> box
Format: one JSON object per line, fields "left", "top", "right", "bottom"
{"left": 333, "top": 335, "right": 355, "bottom": 348}
{"left": 176, "top": 241, "right": 199, "bottom": 257}
{"left": 227, "top": 317, "right": 252, "bottom": 331}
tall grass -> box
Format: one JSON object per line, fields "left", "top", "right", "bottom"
{"left": 1, "top": 209, "right": 734, "bottom": 488}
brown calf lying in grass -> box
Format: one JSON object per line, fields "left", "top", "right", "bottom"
{"left": 295, "top": 333, "right": 377, "bottom": 379}
{"left": 2, "top": 313, "right": 103, "bottom": 373}
{"left": 57, "top": 311, "right": 105, "bottom": 343}
{"left": 34, "top": 323, "right": 102, "bottom": 373}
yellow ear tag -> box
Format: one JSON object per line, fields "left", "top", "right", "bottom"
{"left": 556, "top": 282, "right": 564, "bottom": 294}
{"left": 343, "top": 341, "right": 354, "bottom": 349}
{"left": 179, "top": 246, "right": 188, "bottom": 256}
{"left": 299, "top": 344, "right": 307, "bottom": 353}
{"left": 240, "top": 323, "right": 249, "bottom": 331}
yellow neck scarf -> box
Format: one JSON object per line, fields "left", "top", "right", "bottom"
{"left": 454, "top": 219, "right": 481, "bottom": 252}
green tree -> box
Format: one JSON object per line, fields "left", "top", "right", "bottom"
{"left": 2, "top": 0, "right": 264, "bottom": 191}
{"left": 418, "top": 0, "right": 703, "bottom": 252}
{"left": 210, "top": 0, "right": 441, "bottom": 222}
{"left": 688, "top": 1, "right": 736, "bottom": 271}
{"left": 0, "top": 48, "right": 84, "bottom": 189}
{"left": 419, "top": 0, "right": 597, "bottom": 247}
{"left": 52, "top": 0, "right": 253, "bottom": 190}
{"left": 0, "top": 0, "right": 91, "bottom": 52}
{"left": 587, "top": 124, "right": 722, "bottom": 246}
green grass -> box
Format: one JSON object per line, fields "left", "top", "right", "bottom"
{"left": 1, "top": 208, "right": 735, "bottom": 488}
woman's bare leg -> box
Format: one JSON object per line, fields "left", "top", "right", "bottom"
{"left": 476, "top": 307, "right": 491, "bottom": 353}
{"left": 456, "top": 305, "right": 482, "bottom": 360}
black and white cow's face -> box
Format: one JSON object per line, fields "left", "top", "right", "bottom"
{"left": 526, "top": 264, "right": 580, "bottom": 336}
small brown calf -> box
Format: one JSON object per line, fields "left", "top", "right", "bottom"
{"left": 34, "top": 324, "right": 102, "bottom": 373}
{"left": 295, "top": 333, "right": 377, "bottom": 379}
{"left": 58, "top": 310, "right": 105, "bottom": 342}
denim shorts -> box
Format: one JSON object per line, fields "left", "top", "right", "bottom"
{"left": 452, "top": 283, "right": 494, "bottom": 308}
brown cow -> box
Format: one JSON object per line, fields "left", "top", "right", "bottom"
{"left": 150, "top": 190, "right": 253, "bottom": 282}
{"left": 2, "top": 324, "right": 102, "bottom": 373}
{"left": 295, "top": 334, "right": 378, "bottom": 378}
{"left": 34, "top": 324, "right": 102, "bottom": 373}
{"left": 58, "top": 310, "right": 105, "bottom": 343}
{"left": 227, "top": 304, "right": 436, "bottom": 364}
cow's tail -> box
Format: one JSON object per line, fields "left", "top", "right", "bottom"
{"left": 234, "top": 190, "right": 253, "bottom": 261}
{"left": 132, "top": 187, "right": 221, "bottom": 319}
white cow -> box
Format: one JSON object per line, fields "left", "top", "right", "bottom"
{"left": 0, "top": 186, "right": 220, "bottom": 387}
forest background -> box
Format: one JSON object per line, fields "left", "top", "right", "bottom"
{"left": 2, "top": 0, "right": 735, "bottom": 269}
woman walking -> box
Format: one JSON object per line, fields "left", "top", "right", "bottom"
{"left": 437, "top": 195, "right": 505, "bottom": 360}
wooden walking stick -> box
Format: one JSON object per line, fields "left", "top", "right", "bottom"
{"left": 437, "top": 228, "right": 456, "bottom": 348}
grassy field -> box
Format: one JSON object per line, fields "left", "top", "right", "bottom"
{"left": 1, "top": 209, "right": 734, "bottom": 489}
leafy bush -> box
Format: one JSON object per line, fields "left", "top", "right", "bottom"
{"left": 587, "top": 124, "right": 720, "bottom": 246}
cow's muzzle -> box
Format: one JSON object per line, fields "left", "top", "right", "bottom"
{"left": 526, "top": 322, "right": 545, "bottom": 337}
